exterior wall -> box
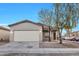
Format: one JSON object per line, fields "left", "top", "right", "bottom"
{"left": 70, "top": 32, "right": 79, "bottom": 37}
{"left": 43, "top": 32, "right": 49, "bottom": 41}
{"left": 10, "top": 31, "right": 14, "bottom": 42}
{"left": 9, "top": 22, "right": 42, "bottom": 42}
{"left": 65, "top": 31, "right": 79, "bottom": 37}
{"left": 10, "top": 22, "right": 42, "bottom": 31}
{"left": 78, "top": 32, "right": 79, "bottom": 36}
{"left": 56, "top": 31, "right": 59, "bottom": 40}
{"left": 51, "top": 32, "right": 54, "bottom": 41}
{"left": 0, "top": 29, "right": 10, "bottom": 41}
{"left": 43, "top": 31, "right": 58, "bottom": 42}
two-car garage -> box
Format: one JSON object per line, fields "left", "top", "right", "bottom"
{"left": 14, "top": 31, "right": 40, "bottom": 41}
{"left": 9, "top": 20, "right": 42, "bottom": 42}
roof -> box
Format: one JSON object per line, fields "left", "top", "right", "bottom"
{"left": 0, "top": 26, "right": 10, "bottom": 31}
{"left": 70, "top": 31, "right": 79, "bottom": 34}
{"left": 8, "top": 19, "right": 58, "bottom": 31}
{"left": 36, "top": 23, "right": 49, "bottom": 27}
{"left": 8, "top": 20, "right": 42, "bottom": 27}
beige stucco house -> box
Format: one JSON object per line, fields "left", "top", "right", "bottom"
{"left": 65, "top": 31, "right": 79, "bottom": 37}
{"left": 0, "top": 26, "right": 10, "bottom": 42}
{"left": 9, "top": 20, "right": 58, "bottom": 47}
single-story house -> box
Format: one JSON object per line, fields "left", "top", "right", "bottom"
{"left": 8, "top": 20, "right": 58, "bottom": 47}
{"left": 65, "top": 31, "right": 79, "bottom": 37}
{"left": 0, "top": 26, "right": 10, "bottom": 42}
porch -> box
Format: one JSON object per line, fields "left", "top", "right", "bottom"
{"left": 42, "top": 26, "right": 58, "bottom": 42}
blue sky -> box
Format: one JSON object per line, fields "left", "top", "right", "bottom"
{"left": 0, "top": 3, "right": 79, "bottom": 33}
{"left": 0, "top": 3, "right": 52, "bottom": 25}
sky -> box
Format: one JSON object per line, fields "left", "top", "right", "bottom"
{"left": 0, "top": 3, "right": 79, "bottom": 34}
{"left": 0, "top": 3, "right": 52, "bottom": 25}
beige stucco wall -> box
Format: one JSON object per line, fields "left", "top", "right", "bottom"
{"left": 0, "top": 29, "right": 10, "bottom": 41}
{"left": 10, "top": 22, "right": 42, "bottom": 31}
{"left": 10, "top": 22, "right": 42, "bottom": 42}
{"left": 70, "top": 32, "right": 79, "bottom": 37}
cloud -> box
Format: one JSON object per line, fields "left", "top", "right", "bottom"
{"left": 0, "top": 24, "right": 8, "bottom": 26}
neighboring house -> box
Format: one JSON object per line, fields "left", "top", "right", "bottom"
{"left": 64, "top": 31, "right": 79, "bottom": 40}
{"left": 65, "top": 31, "right": 79, "bottom": 37}
{"left": 8, "top": 20, "right": 58, "bottom": 47}
{"left": 0, "top": 26, "right": 10, "bottom": 42}
{"left": 68, "top": 31, "right": 79, "bottom": 37}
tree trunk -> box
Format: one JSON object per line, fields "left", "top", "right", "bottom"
{"left": 59, "top": 32, "right": 62, "bottom": 44}
{"left": 59, "top": 29, "right": 62, "bottom": 44}
{"left": 49, "top": 26, "right": 51, "bottom": 42}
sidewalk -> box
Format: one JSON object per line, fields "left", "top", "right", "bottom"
{"left": 0, "top": 48, "right": 79, "bottom": 56}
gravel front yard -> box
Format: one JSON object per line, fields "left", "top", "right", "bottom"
{"left": 40, "top": 40, "right": 79, "bottom": 48}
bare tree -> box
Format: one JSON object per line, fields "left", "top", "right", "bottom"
{"left": 38, "top": 4, "right": 66, "bottom": 43}
{"left": 38, "top": 9, "right": 53, "bottom": 41}
{"left": 64, "top": 3, "right": 79, "bottom": 37}
{"left": 52, "top": 3, "right": 66, "bottom": 44}
{"left": 38, "top": 3, "right": 79, "bottom": 44}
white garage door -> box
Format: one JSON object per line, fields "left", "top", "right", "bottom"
{"left": 14, "top": 31, "right": 40, "bottom": 41}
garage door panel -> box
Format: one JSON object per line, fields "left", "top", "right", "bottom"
{"left": 14, "top": 31, "right": 40, "bottom": 41}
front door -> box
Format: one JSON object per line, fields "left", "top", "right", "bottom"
{"left": 53, "top": 32, "right": 56, "bottom": 40}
